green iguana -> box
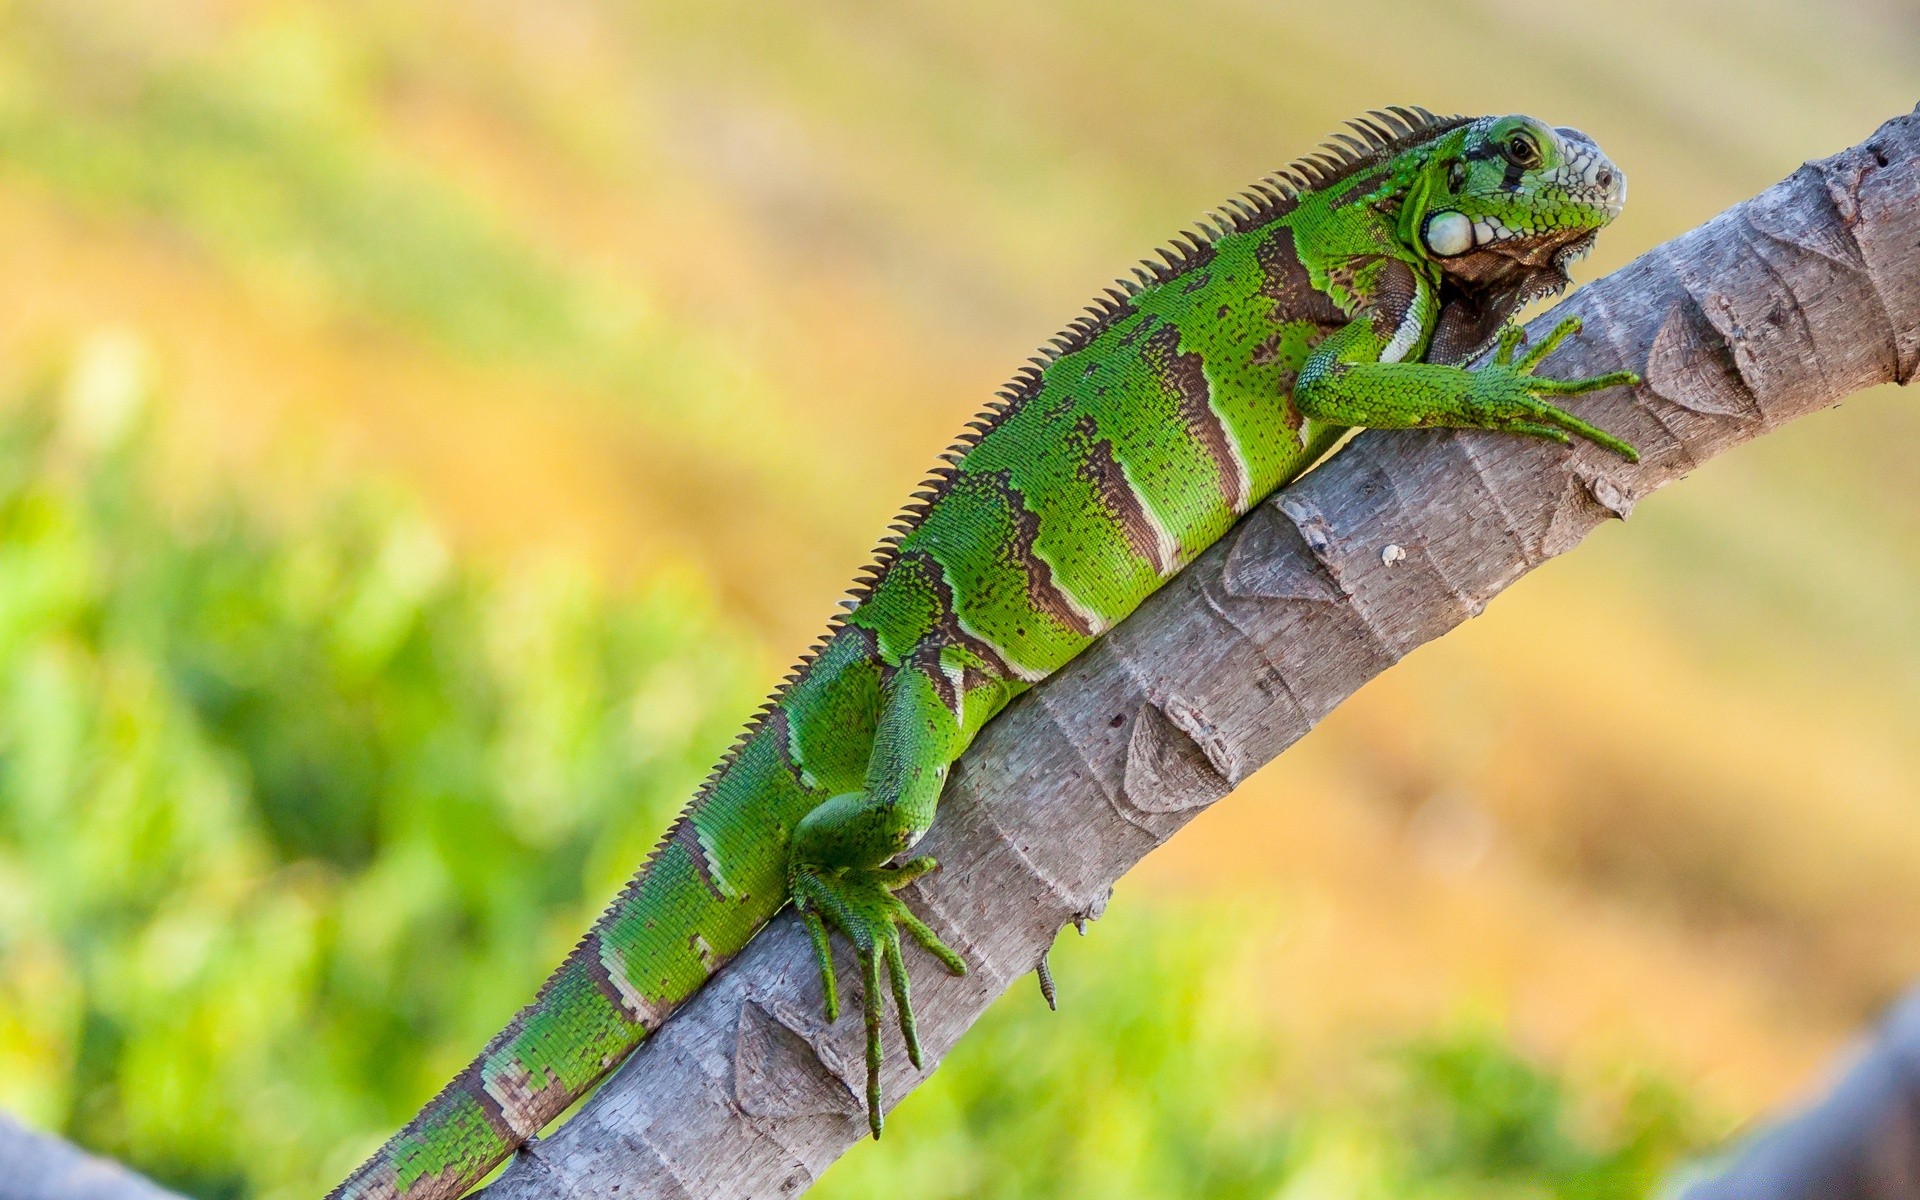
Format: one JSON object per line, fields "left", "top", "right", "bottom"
{"left": 329, "top": 107, "right": 1638, "bottom": 1200}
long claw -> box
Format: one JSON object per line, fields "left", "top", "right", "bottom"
{"left": 1531, "top": 369, "right": 1641, "bottom": 397}
{"left": 876, "top": 856, "right": 939, "bottom": 887}
{"left": 801, "top": 906, "right": 839, "bottom": 1022}
{"left": 1515, "top": 315, "right": 1582, "bottom": 371}
{"left": 897, "top": 908, "right": 968, "bottom": 976}
{"left": 1506, "top": 419, "right": 1572, "bottom": 446}
{"left": 883, "top": 937, "right": 922, "bottom": 1069}
{"left": 1477, "top": 324, "right": 1640, "bottom": 461}
{"left": 1493, "top": 324, "right": 1526, "bottom": 366}
{"left": 863, "top": 948, "right": 885, "bottom": 1139}
{"left": 793, "top": 857, "right": 967, "bottom": 1139}
{"left": 1529, "top": 402, "right": 1640, "bottom": 462}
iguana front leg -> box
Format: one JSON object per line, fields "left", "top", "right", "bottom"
{"left": 1296, "top": 295, "right": 1641, "bottom": 461}
{"left": 788, "top": 653, "right": 969, "bottom": 1138}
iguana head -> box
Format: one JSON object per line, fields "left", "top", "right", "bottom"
{"left": 1401, "top": 115, "right": 1626, "bottom": 360}
{"left": 1417, "top": 114, "right": 1623, "bottom": 283}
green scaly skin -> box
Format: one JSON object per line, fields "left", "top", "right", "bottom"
{"left": 327, "top": 108, "right": 1639, "bottom": 1200}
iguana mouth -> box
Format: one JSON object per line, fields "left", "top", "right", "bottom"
{"left": 1426, "top": 227, "right": 1600, "bottom": 364}
{"left": 1439, "top": 223, "right": 1594, "bottom": 286}
{"left": 1531, "top": 229, "right": 1598, "bottom": 301}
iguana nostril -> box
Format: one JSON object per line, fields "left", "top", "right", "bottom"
{"left": 1598, "top": 169, "right": 1614, "bottom": 189}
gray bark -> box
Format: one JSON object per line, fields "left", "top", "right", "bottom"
{"left": 472, "top": 109, "right": 1920, "bottom": 1200}
{"left": 0, "top": 1116, "right": 185, "bottom": 1200}
{"left": 1679, "top": 981, "right": 1920, "bottom": 1199}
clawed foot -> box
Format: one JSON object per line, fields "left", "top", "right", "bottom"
{"left": 1476, "top": 317, "right": 1641, "bottom": 462}
{"left": 791, "top": 857, "right": 968, "bottom": 1138}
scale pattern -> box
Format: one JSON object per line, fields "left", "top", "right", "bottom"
{"left": 329, "top": 105, "right": 1638, "bottom": 1200}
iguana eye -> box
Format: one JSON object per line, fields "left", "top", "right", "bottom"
{"left": 1501, "top": 130, "right": 1543, "bottom": 169}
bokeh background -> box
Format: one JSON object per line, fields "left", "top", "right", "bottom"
{"left": 0, "top": 1, "right": 1916, "bottom": 1197}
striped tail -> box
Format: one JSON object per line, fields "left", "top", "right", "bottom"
{"left": 328, "top": 619, "right": 871, "bottom": 1200}
{"left": 327, "top": 926, "right": 660, "bottom": 1200}
{"left": 326, "top": 799, "right": 790, "bottom": 1200}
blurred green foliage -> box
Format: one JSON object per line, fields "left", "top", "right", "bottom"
{"left": 0, "top": 341, "right": 762, "bottom": 1198}
{"left": 0, "top": 340, "right": 1709, "bottom": 1199}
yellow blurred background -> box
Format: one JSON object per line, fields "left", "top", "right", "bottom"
{"left": 1, "top": 0, "right": 1917, "bottom": 1196}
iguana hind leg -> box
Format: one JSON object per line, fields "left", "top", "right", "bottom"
{"left": 788, "top": 657, "right": 968, "bottom": 1138}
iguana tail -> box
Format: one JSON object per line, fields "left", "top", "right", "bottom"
{"left": 325, "top": 945, "right": 645, "bottom": 1200}
{"left": 324, "top": 811, "right": 700, "bottom": 1199}
{"left": 327, "top": 661, "right": 828, "bottom": 1200}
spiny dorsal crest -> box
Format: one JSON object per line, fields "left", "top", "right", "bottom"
{"left": 836, "top": 107, "right": 1468, "bottom": 615}
{"left": 1061, "top": 106, "right": 1469, "bottom": 366}
{"left": 755, "top": 106, "right": 1475, "bottom": 776}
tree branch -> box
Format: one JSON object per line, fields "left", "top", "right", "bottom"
{"left": 0, "top": 1116, "right": 186, "bottom": 1200}
{"left": 1680, "top": 980, "right": 1920, "bottom": 1199}
{"left": 476, "top": 109, "right": 1920, "bottom": 1200}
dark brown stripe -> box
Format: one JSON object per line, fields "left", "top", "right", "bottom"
{"left": 1368, "top": 258, "right": 1420, "bottom": 343}
{"left": 758, "top": 705, "right": 808, "bottom": 794}
{"left": 1255, "top": 226, "right": 1347, "bottom": 330}
{"left": 669, "top": 818, "right": 726, "bottom": 900}
{"left": 460, "top": 1064, "right": 519, "bottom": 1140}
{"left": 893, "top": 549, "right": 1018, "bottom": 683}
{"left": 476, "top": 1059, "right": 571, "bottom": 1140}
{"left": 910, "top": 642, "right": 959, "bottom": 715}
{"left": 1142, "top": 324, "right": 1243, "bottom": 511}
{"left": 1076, "top": 415, "right": 1173, "bottom": 575}
{"left": 580, "top": 934, "right": 658, "bottom": 1029}
{"left": 978, "top": 469, "right": 1095, "bottom": 638}
{"left": 1116, "top": 312, "right": 1160, "bottom": 349}
{"left": 845, "top": 368, "right": 1038, "bottom": 616}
